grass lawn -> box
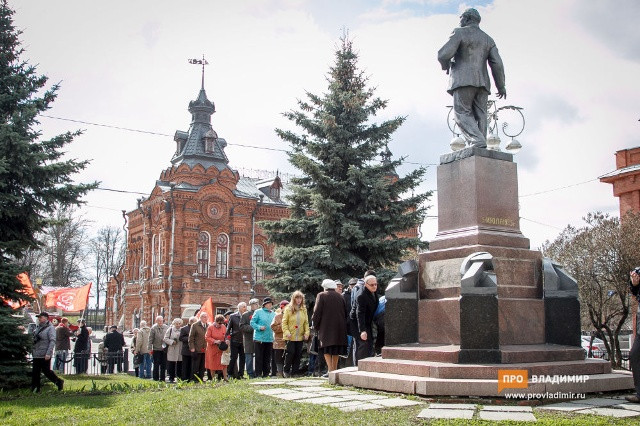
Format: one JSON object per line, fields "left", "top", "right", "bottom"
{"left": 0, "top": 375, "right": 636, "bottom": 425}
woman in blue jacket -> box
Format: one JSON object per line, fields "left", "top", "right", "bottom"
{"left": 250, "top": 297, "right": 275, "bottom": 378}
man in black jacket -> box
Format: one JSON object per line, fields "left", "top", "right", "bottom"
{"left": 179, "top": 316, "right": 197, "bottom": 381}
{"left": 627, "top": 269, "right": 640, "bottom": 403}
{"left": 103, "top": 325, "right": 126, "bottom": 373}
{"left": 226, "top": 302, "right": 246, "bottom": 379}
{"left": 355, "top": 275, "right": 379, "bottom": 364}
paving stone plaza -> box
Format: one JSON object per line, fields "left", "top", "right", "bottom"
{"left": 251, "top": 377, "right": 640, "bottom": 421}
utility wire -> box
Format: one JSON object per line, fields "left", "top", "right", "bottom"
{"left": 41, "top": 114, "right": 437, "bottom": 165}
{"left": 44, "top": 116, "right": 610, "bottom": 201}
{"left": 520, "top": 178, "right": 600, "bottom": 198}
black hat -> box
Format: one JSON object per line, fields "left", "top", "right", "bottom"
{"left": 262, "top": 297, "right": 273, "bottom": 307}
{"left": 110, "top": 325, "right": 118, "bottom": 330}
{"left": 36, "top": 312, "right": 49, "bottom": 318}
{"left": 223, "top": 311, "right": 233, "bottom": 317}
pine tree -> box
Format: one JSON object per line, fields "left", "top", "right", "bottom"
{"left": 0, "top": 1, "right": 97, "bottom": 389}
{"left": 260, "top": 36, "right": 431, "bottom": 301}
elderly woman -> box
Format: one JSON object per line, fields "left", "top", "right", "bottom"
{"left": 205, "top": 314, "right": 229, "bottom": 381}
{"left": 312, "top": 279, "right": 348, "bottom": 375}
{"left": 130, "top": 328, "right": 140, "bottom": 377}
{"left": 164, "top": 318, "right": 183, "bottom": 383}
{"left": 270, "top": 300, "right": 289, "bottom": 377}
{"left": 282, "top": 290, "right": 310, "bottom": 377}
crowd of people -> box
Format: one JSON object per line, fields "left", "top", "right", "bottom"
{"left": 31, "top": 271, "right": 386, "bottom": 389}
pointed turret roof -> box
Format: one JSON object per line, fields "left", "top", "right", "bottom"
{"left": 171, "top": 84, "right": 230, "bottom": 171}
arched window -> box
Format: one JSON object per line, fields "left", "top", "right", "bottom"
{"left": 216, "top": 233, "right": 229, "bottom": 278}
{"left": 253, "top": 244, "right": 264, "bottom": 282}
{"left": 197, "top": 232, "right": 210, "bottom": 277}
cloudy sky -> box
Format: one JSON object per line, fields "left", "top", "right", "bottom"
{"left": 12, "top": 0, "right": 640, "bottom": 250}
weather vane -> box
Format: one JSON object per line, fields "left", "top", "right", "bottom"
{"left": 188, "top": 55, "right": 209, "bottom": 89}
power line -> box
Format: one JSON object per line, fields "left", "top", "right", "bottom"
{"left": 40, "top": 114, "right": 436, "bottom": 165}
{"left": 95, "top": 187, "right": 148, "bottom": 196}
{"left": 520, "top": 178, "right": 600, "bottom": 198}
{"left": 520, "top": 216, "right": 564, "bottom": 231}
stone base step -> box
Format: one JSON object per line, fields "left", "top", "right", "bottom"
{"left": 381, "top": 343, "right": 585, "bottom": 364}
{"left": 358, "top": 357, "right": 612, "bottom": 379}
{"left": 331, "top": 368, "right": 634, "bottom": 397}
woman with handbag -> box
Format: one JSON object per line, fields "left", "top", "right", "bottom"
{"left": 164, "top": 318, "right": 183, "bottom": 383}
{"left": 131, "top": 328, "right": 141, "bottom": 377}
{"left": 205, "top": 314, "right": 229, "bottom": 381}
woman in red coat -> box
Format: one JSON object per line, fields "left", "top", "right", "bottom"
{"left": 205, "top": 314, "right": 229, "bottom": 381}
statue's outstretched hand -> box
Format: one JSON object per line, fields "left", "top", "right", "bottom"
{"left": 496, "top": 90, "right": 507, "bottom": 99}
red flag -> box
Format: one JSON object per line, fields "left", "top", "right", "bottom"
{"left": 200, "top": 297, "right": 214, "bottom": 323}
{"left": 44, "top": 283, "right": 92, "bottom": 312}
{"left": 5, "top": 273, "right": 37, "bottom": 309}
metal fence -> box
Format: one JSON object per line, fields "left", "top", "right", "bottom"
{"left": 28, "top": 350, "right": 131, "bottom": 376}
{"left": 84, "top": 308, "right": 107, "bottom": 331}
{"left": 587, "top": 349, "right": 630, "bottom": 370}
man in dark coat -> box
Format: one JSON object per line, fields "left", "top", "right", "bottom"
{"left": 179, "top": 316, "right": 196, "bottom": 381}
{"left": 103, "top": 325, "right": 126, "bottom": 373}
{"left": 226, "top": 302, "right": 246, "bottom": 379}
{"left": 54, "top": 317, "right": 72, "bottom": 373}
{"left": 73, "top": 318, "right": 90, "bottom": 373}
{"left": 240, "top": 298, "right": 259, "bottom": 378}
{"left": 355, "top": 275, "right": 379, "bottom": 364}
{"left": 188, "top": 312, "right": 208, "bottom": 381}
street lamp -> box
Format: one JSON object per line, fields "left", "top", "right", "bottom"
{"left": 447, "top": 101, "right": 525, "bottom": 153}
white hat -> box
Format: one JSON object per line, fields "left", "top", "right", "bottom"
{"left": 321, "top": 279, "right": 337, "bottom": 289}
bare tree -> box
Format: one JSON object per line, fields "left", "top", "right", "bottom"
{"left": 542, "top": 212, "right": 640, "bottom": 368}
{"left": 90, "top": 226, "right": 125, "bottom": 311}
{"left": 18, "top": 207, "right": 90, "bottom": 287}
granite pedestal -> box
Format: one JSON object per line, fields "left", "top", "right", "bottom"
{"left": 335, "top": 147, "right": 633, "bottom": 397}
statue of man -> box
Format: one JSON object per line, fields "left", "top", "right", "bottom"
{"left": 438, "top": 8, "right": 506, "bottom": 148}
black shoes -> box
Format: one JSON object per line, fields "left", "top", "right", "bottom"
{"left": 625, "top": 395, "right": 640, "bottom": 403}
{"left": 57, "top": 378, "right": 64, "bottom": 391}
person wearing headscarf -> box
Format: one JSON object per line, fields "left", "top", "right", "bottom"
{"left": 312, "top": 279, "right": 348, "bottom": 375}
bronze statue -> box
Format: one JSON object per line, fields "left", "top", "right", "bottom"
{"left": 438, "top": 8, "right": 506, "bottom": 148}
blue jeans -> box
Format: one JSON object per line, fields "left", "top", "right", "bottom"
{"left": 54, "top": 350, "right": 68, "bottom": 373}
{"left": 139, "top": 353, "right": 152, "bottom": 378}
{"left": 244, "top": 353, "right": 255, "bottom": 378}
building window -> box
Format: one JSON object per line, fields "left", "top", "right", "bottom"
{"left": 197, "top": 232, "right": 210, "bottom": 277}
{"left": 253, "top": 244, "right": 264, "bottom": 282}
{"left": 216, "top": 233, "right": 229, "bottom": 278}
{"left": 159, "top": 236, "right": 165, "bottom": 277}
{"left": 151, "top": 234, "right": 159, "bottom": 278}
{"left": 270, "top": 186, "right": 280, "bottom": 199}
{"left": 205, "top": 138, "right": 215, "bottom": 153}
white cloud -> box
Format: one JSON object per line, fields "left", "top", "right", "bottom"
{"left": 11, "top": 0, "right": 640, "bottom": 250}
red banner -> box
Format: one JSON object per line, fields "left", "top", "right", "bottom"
{"left": 44, "top": 282, "right": 92, "bottom": 312}
{"left": 200, "top": 297, "right": 214, "bottom": 323}
{"left": 5, "top": 273, "right": 37, "bottom": 309}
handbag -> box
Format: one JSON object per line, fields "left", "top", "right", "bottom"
{"left": 309, "top": 335, "right": 319, "bottom": 355}
{"left": 221, "top": 350, "right": 231, "bottom": 366}
{"left": 217, "top": 341, "right": 228, "bottom": 351}
{"left": 134, "top": 353, "right": 143, "bottom": 364}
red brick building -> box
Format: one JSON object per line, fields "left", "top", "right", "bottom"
{"left": 600, "top": 146, "right": 640, "bottom": 335}
{"left": 106, "top": 83, "right": 290, "bottom": 329}
{"left": 600, "top": 146, "right": 640, "bottom": 217}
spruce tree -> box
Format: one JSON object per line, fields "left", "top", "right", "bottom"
{"left": 0, "top": 0, "right": 96, "bottom": 389}
{"left": 260, "top": 36, "right": 431, "bottom": 301}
